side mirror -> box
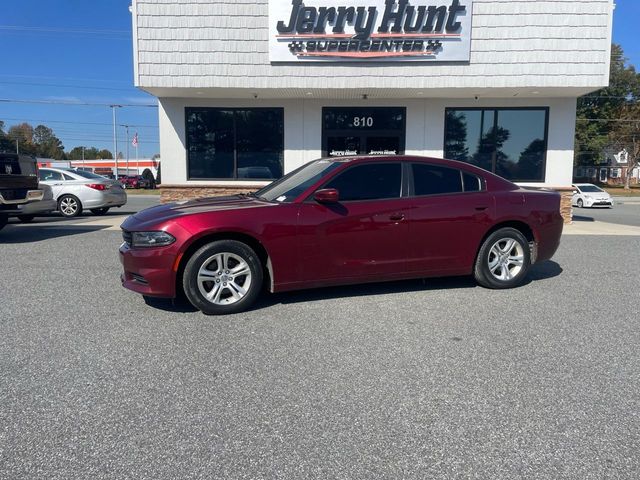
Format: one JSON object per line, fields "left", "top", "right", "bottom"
{"left": 314, "top": 188, "right": 339, "bottom": 204}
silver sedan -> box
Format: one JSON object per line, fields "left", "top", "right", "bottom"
{"left": 39, "top": 167, "right": 127, "bottom": 218}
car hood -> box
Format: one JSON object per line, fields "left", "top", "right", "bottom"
{"left": 125, "top": 195, "right": 270, "bottom": 227}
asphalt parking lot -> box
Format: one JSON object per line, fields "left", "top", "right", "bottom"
{"left": 1, "top": 198, "right": 640, "bottom": 479}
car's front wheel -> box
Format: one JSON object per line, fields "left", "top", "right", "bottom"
{"left": 474, "top": 228, "right": 531, "bottom": 289}
{"left": 577, "top": 198, "right": 584, "bottom": 208}
{"left": 183, "top": 240, "right": 264, "bottom": 315}
{"left": 58, "top": 195, "right": 83, "bottom": 218}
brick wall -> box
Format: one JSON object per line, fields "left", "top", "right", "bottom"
{"left": 159, "top": 185, "right": 257, "bottom": 203}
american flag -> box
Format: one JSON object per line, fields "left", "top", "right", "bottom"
{"left": 132, "top": 132, "right": 139, "bottom": 147}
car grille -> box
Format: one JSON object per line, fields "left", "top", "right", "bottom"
{"left": 122, "top": 230, "right": 132, "bottom": 246}
{"left": 0, "top": 189, "right": 28, "bottom": 201}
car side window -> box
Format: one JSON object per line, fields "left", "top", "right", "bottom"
{"left": 63, "top": 173, "right": 74, "bottom": 181}
{"left": 412, "top": 164, "right": 463, "bottom": 196}
{"left": 324, "top": 163, "right": 401, "bottom": 202}
{"left": 40, "top": 170, "right": 62, "bottom": 181}
{"left": 463, "top": 173, "right": 483, "bottom": 192}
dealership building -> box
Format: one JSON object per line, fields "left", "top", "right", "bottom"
{"left": 131, "top": 0, "right": 614, "bottom": 220}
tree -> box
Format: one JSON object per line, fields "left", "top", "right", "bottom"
{"left": 608, "top": 103, "right": 640, "bottom": 189}
{"left": 7, "top": 123, "right": 36, "bottom": 155}
{"left": 67, "top": 146, "right": 102, "bottom": 160}
{"left": 0, "top": 121, "right": 14, "bottom": 153}
{"left": 97, "top": 149, "right": 113, "bottom": 159}
{"left": 575, "top": 44, "right": 640, "bottom": 166}
{"left": 155, "top": 162, "right": 161, "bottom": 184}
{"left": 33, "top": 125, "right": 65, "bottom": 160}
{"left": 152, "top": 153, "right": 160, "bottom": 160}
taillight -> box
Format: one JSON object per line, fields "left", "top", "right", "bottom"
{"left": 86, "top": 183, "right": 107, "bottom": 191}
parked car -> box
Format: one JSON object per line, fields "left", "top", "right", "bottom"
{"left": 572, "top": 183, "right": 613, "bottom": 208}
{"left": 119, "top": 175, "right": 151, "bottom": 189}
{"left": 39, "top": 167, "right": 127, "bottom": 218}
{"left": 0, "top": 153, "right": 47, "bottom": 230}
{"left": 120, "top": 156, "right": 564, "bottom": 315}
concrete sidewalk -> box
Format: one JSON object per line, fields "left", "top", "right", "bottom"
{"left": 564, "top": 220, "right": 640, "bottom": 236}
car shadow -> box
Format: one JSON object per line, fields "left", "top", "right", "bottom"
{"left": 572, "top": 214, "right": 596, "bottom": 222}
{"left": 142, "top": 260, "right": 563, "bottom": 314}
{"left": 0, "top": 224, "right": 113, "bottom": 243}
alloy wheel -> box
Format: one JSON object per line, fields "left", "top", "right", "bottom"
{"left": 196, "top": 252, "right": 253, "bottom": 306}
{"left": 487, "top": 238, "right": 525, "bottom": 282}
{"left": 60, "top": 197, "right": 79, "bottom": 216}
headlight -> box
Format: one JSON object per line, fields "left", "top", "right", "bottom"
{"left": 131, "top": 231, "right": 176, "bottom": 248}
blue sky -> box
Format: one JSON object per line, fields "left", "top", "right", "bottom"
{"left": 0, "top": 1, "right": 638, "bottom": 159}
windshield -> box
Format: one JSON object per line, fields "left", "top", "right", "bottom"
{"left": 578, "top": 185, "right": 604, "bottom": 193}
{"left": 254, "top": 160, "right": 341, "bottom": 202}
{"left": 68, "top": 169, "right": 109, "bottom": 180}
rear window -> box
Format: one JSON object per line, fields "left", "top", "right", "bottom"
{"left": 69, "top": 169, "right": 108, "bottom": 180}
{"left": 412, "top": 164, "right": 463, "bottom": 196}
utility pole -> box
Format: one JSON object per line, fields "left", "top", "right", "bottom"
{"left": 16, "top": 138, "right": 19, "bottom": 154}
{"left": 124, "top": 125, "right": 130, "bottom": 176}
{"left": 82, "top": 146, "right": 85, "bottom": 170}
{"left": 110, "top": 105, "right": 121, "bottom": 179}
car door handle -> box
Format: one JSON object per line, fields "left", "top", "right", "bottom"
{"left": 475, "top": 206, "right": 488, "bottom": 211}
{"left": 389, "top": 213, "right": 405, "bottom": 221}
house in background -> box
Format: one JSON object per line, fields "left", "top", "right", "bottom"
{"left": 574, "top": 148, "right": 639, "bottom": 185}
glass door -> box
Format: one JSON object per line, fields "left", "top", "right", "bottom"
{"left": 322, "top": 107, "right": 406, "bottom": 158}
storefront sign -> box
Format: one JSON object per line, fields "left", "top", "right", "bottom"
{"left": 269, "top": 0, "right": 472, "bottom": 62}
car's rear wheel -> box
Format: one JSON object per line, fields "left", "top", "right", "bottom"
{"left": 474, "top": 228, "right": 531, "bottom": 289}
{"left": 58, "top": 195, "right": 83, "bottom": 218}
{"left": 577, "top": 198, "right": 584, "bottom": 208}
{"left": 183, "top": 240, "right": 263, "bottom": 315}
{"left": 17, "top": 215, "right": 35, "bottom": 223}
{"left": 91, "top": 207, "right": 110, "bottom": 216}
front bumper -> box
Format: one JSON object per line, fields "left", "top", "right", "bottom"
{"left": 119, "top": 242, "right": 178, "bottom": 298}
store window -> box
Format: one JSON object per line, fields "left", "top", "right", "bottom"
{"left": 186, "top": 108, "right": 284, "bottom": 180}
{"left": 444, "top": 108, "right": 549, "bottom": 182}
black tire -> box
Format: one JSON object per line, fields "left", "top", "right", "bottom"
{"left": 182, "top": 240, "right": 264, "bottom": 315}
{"left": 58, "top": 195, "right": 83, "bottom": 218}
{"left": 474, "top": 227, "right": 531, "bottom": 289}
{"left": 577, "top": 199, "right": 584, "bottom": 208}
{"left": 91, "top": 207, "right": 110, "bottom": 216}
{"left": 17, "top": 215, "right": 35, "bottom": 223}
{"left": 0, "top": 214, "right": 7, "bottom": 231}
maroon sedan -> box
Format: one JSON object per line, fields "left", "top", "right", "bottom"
{"left": 120, "top": 156, "right": 563, "bottom": 315}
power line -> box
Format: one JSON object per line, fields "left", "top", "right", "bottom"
{"left": 0, "top": 98, "right": 157, "bottom": 108}
{"left": 1, "top": 117, "right": 158, "bottom": 128}
{"left": 0, "top": 80, "right": 147, "bottom": 93}
{"left": 0, "top": 25, "right": 130, "bottom": 36}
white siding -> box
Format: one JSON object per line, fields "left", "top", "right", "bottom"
{"left": 133, "top": 0, "right": 613, "bottom": 92}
